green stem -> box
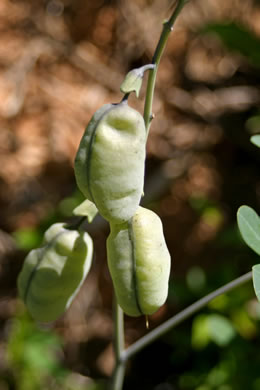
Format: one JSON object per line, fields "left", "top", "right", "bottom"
{"left": 110, "top": 361, "right": 126, "bottom": 390}
{"left": 143, "top": 0, "right": 189, "bottom": 132}
{"left": 110, "top": 297, "right": 126, "bottom": 390}
{"left": 114, "top": 298, "right": 125, "bottom": 360}
{"left": 122, "top": 271, "right": 252, "bottom": 361}
{"left": 109, "top": 3, "right": 189, "bottom": 388}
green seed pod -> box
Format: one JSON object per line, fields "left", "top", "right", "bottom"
{"left": 17, "top": 223, "right": 93, "bottom": 322}
{"left": 74, "top": 101, "right": 146, "bottom": 224}
{"left": 107, "top": 207, "right": 171, "bottom": 317}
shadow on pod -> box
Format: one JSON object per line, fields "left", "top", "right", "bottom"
{"left": 74, "top": 100, "right": 146, "bottom": 224}
{"left": 17, "top": 223, "right": 93, "bottom": 323}
{"left": 107, "top": 207, "right": 171, "bottom": 317}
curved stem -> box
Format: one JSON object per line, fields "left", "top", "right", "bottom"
{"left": 122, "top": 271, "right": 252, "bottom": 362}
{"left": 110, "top": 297, "right": 126, "bottom": 390}
{"left": 143, "top": 0, "right": 189, "bottom": 132}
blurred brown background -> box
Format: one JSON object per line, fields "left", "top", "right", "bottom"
{"left": 1, "top": 0, "right": 260, "bottom": 389}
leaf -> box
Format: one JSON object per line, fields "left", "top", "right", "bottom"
{"left": 237, "top": 206, "right": 260, "bottom": 255}
{"left": 73, "top": 199, "right": 98, "bottom": 223}
{"left": 252, "top": 264, "right": 260, "bottom": 302}
{"left": 250, "top": 135, "right": 260, "bottom": 148}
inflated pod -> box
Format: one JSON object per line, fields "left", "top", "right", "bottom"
{"left": 17, "top": 223, "right": 93, "bottom": 322}
{"left": 74, "top": 101, "right": 146, "bottom": 224}
{"left": 107, "top": 207, "right": 171, "bottom": 317}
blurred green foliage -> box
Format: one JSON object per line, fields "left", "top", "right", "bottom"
{"left": 201, "top": 22, "right": 260, "bottom": 67}
{"left": 7, "top": 311, "right": 67, "bottom": 390}
{"left": 165, "top": 280, "right": 260, "bottom": 390}
{"left": 12, "top": 190, "right": 85, "bottom": 251}
{"left": 6, "top": 310, "right": 105, "bottom": 390}
{"left": 192, "top": 314, "right": 236, "bottom": 349}
{"left": 13, "top": 229, "right": 43, "bottom": 251}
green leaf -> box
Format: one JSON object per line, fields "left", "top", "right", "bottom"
{"left": 250, "top": 135, "right": 260, "bottom": 148}
{"left": 252, "top": 264, "right": 260, "bottom": 302}
{"left": 237, "top": 206, "right": 260, "bottom": 255}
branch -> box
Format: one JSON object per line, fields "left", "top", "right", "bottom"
{"left": 109, "top": 297, "right": 126, "bottom": 390}
{"left": 123, "top": 271, "right": 252, "bottom": 361}
{"left": 143, "top": 0, "right": 189, "bottom": 132}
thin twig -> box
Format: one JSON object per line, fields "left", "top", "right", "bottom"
{"left": 122, "top": 271, "right": 253, "bottom": 361}
{"left": 143, "top": 0, "right": 189, "bottom": 132}
{"left": 110, "top": 297, "right": 126, "bottom": 390}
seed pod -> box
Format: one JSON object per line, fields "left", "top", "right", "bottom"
{"left": 74, "top": 101, "right": 146, "bottom": 224}
{"left": 107, "top": 207, "right": 171, "bottom": 317}
{"left": 17, "top": 223, "right": 93, "bottom": 322}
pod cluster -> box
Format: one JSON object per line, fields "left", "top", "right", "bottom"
{"left": 18, "top": 98, "right": 171, "bottom": 321}
{"left": 75, "top": 100, "right": 171, "bottom": 317}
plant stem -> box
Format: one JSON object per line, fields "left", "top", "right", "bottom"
{"left": 110, "top": 297, "right": 126, "bottom": 390}
{"left": 109, "top": 3, "right": 189, "bottom": 388}
{"left": 114, "top": 298, "right": 125, "bottom": 361}
{"left": 122, "top": 271, "right": 252, "bottom": 361}
{"left": 110, "top": 360, "right": 127, "bottom": 390}
{"left": 143, "top": 0, "right": 189, "bottom": 132}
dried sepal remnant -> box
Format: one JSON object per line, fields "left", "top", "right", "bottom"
{"left": 107, "top": 207, "right": 171, "bottom": 317}
{"left": 17, "top": 223, "right": 93, "bottom": 322}
{"left": 73, "top": 199, "right": 98, "bottom": 223}
{"left": 120, "top": 64, "right": 155, "bottom": 97}
{"left": 74, "top": 101, "right": 146, "bottom": 224}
